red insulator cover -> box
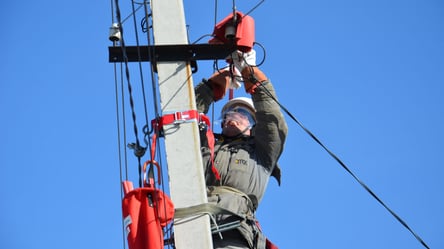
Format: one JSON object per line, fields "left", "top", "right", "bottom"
{"left": 209, "top": 11, "right": 255, "bottom": 52}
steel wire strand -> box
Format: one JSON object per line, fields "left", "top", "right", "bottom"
{"left": 111, "top": 1, "right": 128, "bottom": 249}
{"left": 129, "top": 0, "right": 158, "bottom": 187}
{"left": 256, "top": 82, "right": 430, "bottom": 249}
{"left": 114, "top": 0, "right": 146, "bottom": 187}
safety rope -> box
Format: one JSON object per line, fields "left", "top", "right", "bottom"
{"left": 253, "top": 76, "right": 430, "bottom": 249}
{"left": 111, "top": 1, "right": 128, "bottom": 249}
{"left": 111, "top": 0, "right": 177, "bottom": 247}
{"left": 140, "top": 3, "right": 175, "bottom": 246}
{"left": 113, "top": 0, "right": 147, "bottom": 188}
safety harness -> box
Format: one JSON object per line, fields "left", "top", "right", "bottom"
{"left": 151, "top": 109, "right": 221, "bottom": 181}
{"left": 122, "top": 110, "right": 277, "bottom": 249}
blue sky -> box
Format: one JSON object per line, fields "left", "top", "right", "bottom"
{"left": 1, "top": 1, "right": 443, "bottom": 249}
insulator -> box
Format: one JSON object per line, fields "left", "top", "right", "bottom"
{"left": 109, "top": 23, "right": 121, "bottom": 42}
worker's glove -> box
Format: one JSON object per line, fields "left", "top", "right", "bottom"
{"left": 207, "top": 68, "right": 238, "bottom": 101}
{"left": 227, "top": 49, "right": 256, "bottom": 73}
{"left": 229, "top": 66, "right": 242, "bottom": 89}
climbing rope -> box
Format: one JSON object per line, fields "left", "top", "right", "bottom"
{"left": 110, "top": 0, "right": 175, "bottom": 247}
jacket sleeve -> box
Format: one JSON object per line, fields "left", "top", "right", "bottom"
{"left": 194, "top": 79, "right": 214, "bottom": 114}
{"left": 251, "top": 79, "right": 288, "bottom": 181}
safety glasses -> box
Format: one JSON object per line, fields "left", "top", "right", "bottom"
{"left": 222, "top": 106, "right": 255, "bottom": 126}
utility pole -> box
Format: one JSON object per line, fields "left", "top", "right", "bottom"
{"left": 150, "top": 0, "right": 213, "bottom": 248}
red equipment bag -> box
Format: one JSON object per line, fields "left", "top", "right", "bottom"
{"left": 122, "top": 181, "right": 174, "bottom": 249}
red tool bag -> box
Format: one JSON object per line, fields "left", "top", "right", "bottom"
{"left": 122, "top": 181, "right": 174, "bottom": 249}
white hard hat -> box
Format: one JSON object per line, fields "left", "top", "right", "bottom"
{"left": 221, "top": 97, "right": 256, "bottom": 126}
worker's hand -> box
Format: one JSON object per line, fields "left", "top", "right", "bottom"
{"left": 208, "top": 68, "right": 232, "bottom": 101}
{"left": 227, "top": 49, "right": 256, "bottom": 73}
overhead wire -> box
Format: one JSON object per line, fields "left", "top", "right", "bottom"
{"left": 113, "top": 0, "right": 168, "bottom": 194}
{"left": 111, "top": 0, "right": 173, "bottom": 247}
{"left": 113, "top": 0, "right": 147, "bottom": 187}
{"left": 252, "top": 67, "right": 430, "bottom": 249}
{"left": 217, "top": 1, "right": 428, "bottom": 246}
{"left": 141, "top": 1, "right": 162, "bottom": 125}
{"left": 110, "top": 1, "right": 128, "bottom": 248}
{"left": 140, "top": 0, "right": 169, "bottom": 200}
{"left": 117, "top": 63, "right": 130, "bottom": 182}
{"left": 140, "top": 3, "right": 175, "bottom": 245}
{"left": 111, "top": 0, "right": 430, "bottom": 248}
{"left": 129, "top": 0, "right": 155, "bottom": 187}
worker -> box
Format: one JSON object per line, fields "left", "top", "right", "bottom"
{"left": 194, "top": 49, "right": 288, "bottom": 249}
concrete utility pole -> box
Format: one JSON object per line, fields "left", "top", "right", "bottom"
{"left": 150, "top": 0, "right": 213, "bottom": 248}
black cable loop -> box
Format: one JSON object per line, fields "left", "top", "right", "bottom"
{"left": 256, "top": 83, "right": 430, "bottom": 249}
{"left": 252, "top": 42, "right": 266, "bottom": 67}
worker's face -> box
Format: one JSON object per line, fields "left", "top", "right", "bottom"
{"left": 222, "top": 111, "right": 251, "bottom": 137}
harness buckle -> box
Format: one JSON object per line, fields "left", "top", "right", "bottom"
{"left": 173, "top": 111, "right": 194, "bottom": 124}
{"left": 151, "top": 110, "right": 199, "bottom": 135}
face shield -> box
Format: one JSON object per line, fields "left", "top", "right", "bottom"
{"left": 221, "top": 106, "right": 256, "bottom": 128}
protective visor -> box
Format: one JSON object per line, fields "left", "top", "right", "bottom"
{"left": 221, "top": 106, "right": 255, "bottom": 127}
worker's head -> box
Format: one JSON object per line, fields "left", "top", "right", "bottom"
{"left": 221, "top": 97, "right": 256, "bottom": 137}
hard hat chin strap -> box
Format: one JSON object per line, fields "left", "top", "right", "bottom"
{"left": 223, "top": 126, "right": 251, "bottom": 139}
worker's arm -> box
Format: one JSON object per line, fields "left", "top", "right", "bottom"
{"left": 246, "top": 67, "right": 288, "bottom": 172}
{"left": 231, "top": 50, "right": 288, "bottom": 172}
{"left": 195, "top": 69, "right": 232, "bottom": 114}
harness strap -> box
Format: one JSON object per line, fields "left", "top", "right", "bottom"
{"left": 174, "top": 202, "right": 244, "bottom": 237}
{"left": 200, "top": 114, "right": 221, "bottom": 181}
{"left": 175, "top": 202, "right": 244, "bottom": 220}
{"left": 208, "top": 186, "right": 277, "bottom": 249}
{"left": 142, "top": 133, "right": 160, "bottom": 187}
{"left": 255, "top": 221, "right": 279, "bottom": 249}
{"left": 151, "top": 110, "right": 200, "bottom": 134}
{"left": 150, "top": 111, "right": 220, "bottom": 181}
{"left": 208, "top": 186, "right": 256, "bottom": 215}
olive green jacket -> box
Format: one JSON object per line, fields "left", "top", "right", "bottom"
{"left": 195, "top": 78, "right": 287, "bottom": 248}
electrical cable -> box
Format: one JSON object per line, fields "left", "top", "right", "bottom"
{"left": 141, "top": 2, "right": 174, "bottom": 246}
{"left": 255, "top": 77, "right": 430, "bottom": 249}
{"left": 113, "top": 0, "right": 146, "bottom": 188}
{"left": 111, "top": 1, "right": 128, "bottom": 249}
{"left": 111, "top": 0, "right": 173, "bottom": 242}
{"left": 110, "top": 1, "right": 431, "bottom": 248}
